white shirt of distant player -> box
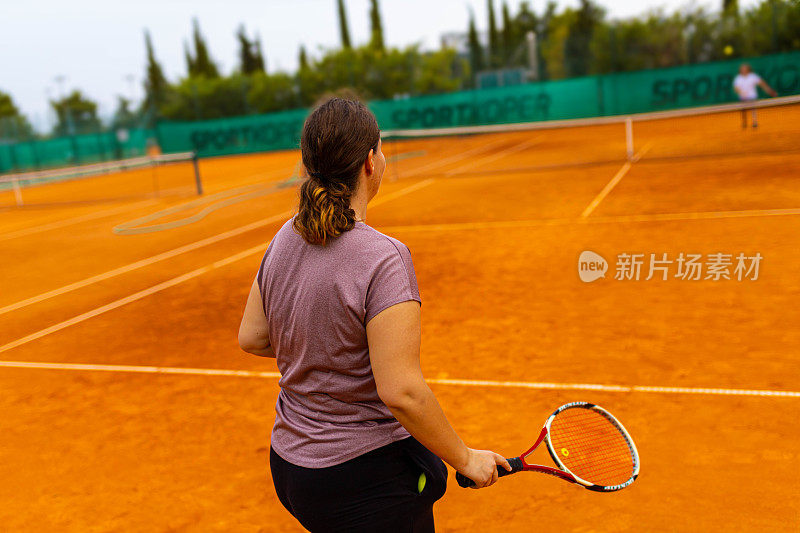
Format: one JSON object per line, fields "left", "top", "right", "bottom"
{"left": 733, "top": 72, "right": 762, "bottom": 100}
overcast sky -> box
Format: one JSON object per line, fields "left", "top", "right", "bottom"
{"left": 1, "top": 0, "right": 737, "bottom": 131}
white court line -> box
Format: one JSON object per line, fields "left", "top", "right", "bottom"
{"left": 580, "top": 141, "right": 654, "bottom": 218}
{"left": 0, "top": 360, "right": 797, "bottom": 399}
{"left": 0, "top": 178, "right": 435, "bottom": 318}
{"left": 0, "top": 199, "right": 158, "bottom": 242}
{"left": 0, "top": 210, "right": 291, "bottom": 317}
{"left": 0, "top": 244, "right": 265, "bottom": 355}
{"left": 377, "top": 206, "right": 800, "bottom": 235}
{"left": 0, "top": 179, "right": 436, "bottom": 354}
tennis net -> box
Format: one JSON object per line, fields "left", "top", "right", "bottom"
{"left": 381, "top": 95, "right": 800, "bottom": 178}
{"left": 0, "top": 152, "right": 202, "bottom": 207}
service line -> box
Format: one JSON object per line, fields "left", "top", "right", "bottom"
{"left": 0, "top": 360, "right": 797, "bottom": 399}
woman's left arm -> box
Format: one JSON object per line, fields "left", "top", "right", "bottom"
{"left": 238, "top": 279, "right": 274, "bottom": 358}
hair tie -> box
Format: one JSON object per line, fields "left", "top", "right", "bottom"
{"left": 308, "top": 171, "right": 325, "bottom": 181}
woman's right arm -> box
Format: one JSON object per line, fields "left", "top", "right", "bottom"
{"left": 367, "top": 301, "right": 510, "bottom": 488}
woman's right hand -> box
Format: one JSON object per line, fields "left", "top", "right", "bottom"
{"left": 458, "top": 448, "right": 511, "bottom": 488}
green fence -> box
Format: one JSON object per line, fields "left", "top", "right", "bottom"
{"left": 599, "top": 51, "right": 800, "bottom": 115}
{"left": 156, "top": 108, "right": 308, "bottom": 157}
{"left": 156, "top": 51, "right": 800, "bottom": 158}
{"left": 0, "top": 128, "right": 152, "bottom": 174}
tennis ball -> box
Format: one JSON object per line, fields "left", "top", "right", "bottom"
{"left": 724, "top": 45, "right": 734, "bottom": 56}
{"left": 417, "top": 472, "right": 427, "bottom": 493}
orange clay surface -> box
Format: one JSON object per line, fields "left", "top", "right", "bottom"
{"left": 1, "top": 107, "right": 800, "bottom": 532}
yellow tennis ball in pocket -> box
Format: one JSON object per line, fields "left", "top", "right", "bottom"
{"left": 417, "top": 472, "right": 426, "bottom": 493}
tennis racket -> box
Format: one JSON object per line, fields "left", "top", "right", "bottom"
{"left": 456, "top": 402, "right": 640, "bottom": 492}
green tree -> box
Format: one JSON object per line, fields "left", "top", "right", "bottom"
{"left": 254, "top": 35, "right": 267, "bottom": 73}
{"left": 142, "top": 30, "right": 169, "bottom": 122}
{"left": 50, "top": 90, "right": 102, "bottom": 136}
{"left": 501, "top": 2, "right": 514, "bottom": 65}
{"left": 487, "top": 0, "right": 500, "bottom": 67}
{"left": 0, "top": 90, "right": 34, "bottom": 140}
{"left": 237, "top": 26, "right": 265, "bottom": 74}
{"left": 742, "top": 0, "right": 800, "bottom": 55}
{"left": 467, "top": 12, "right": 485, "bottom": 80}
{"left": 538, "top": 1, "right": 558, "bottom": 78}
{"left": 298, "top": 46, "right": 309, "bottom": 70}
{"left": 111, "top": 96, "right": 138, "bottom": 129}
{"left": 338, "top": 0, "right": 352, "bottom": 49}
{"left": 563, "top": 0, "right": 603, "bottom": 77}
{"left": 188, "top": 18, "right": 220, "bottom": 78}
{"left": 184, "top": 41, "right": 195, "bottom": 76}
{"left": 723, "top": 0, "right": 739, "bottom": 14}
{"left": 369, "top": 0, "right": 385, "bottom": 51}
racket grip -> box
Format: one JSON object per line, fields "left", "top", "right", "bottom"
{"left": 456, "top": 457, "right": 524, "bottom": 488}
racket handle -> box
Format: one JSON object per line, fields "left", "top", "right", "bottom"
{"left": 456, "top": 457, "right": 524, "bottom": 488}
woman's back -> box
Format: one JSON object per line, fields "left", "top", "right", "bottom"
{"left": 259, "top": 218, "right": 420, "bottom": 468}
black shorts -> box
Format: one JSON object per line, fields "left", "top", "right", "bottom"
{"left": 269, "top": 437, "right": 448, "bottom": 532}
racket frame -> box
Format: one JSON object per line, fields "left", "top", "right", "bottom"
{"left": 455, "top": 401, "right": 640, "bottom": 491}
{"left": 531, "top": 401, "right": 640, "bottom": 492}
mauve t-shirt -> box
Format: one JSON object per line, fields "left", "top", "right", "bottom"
{"left": 257, "top": 218, "right": 420, "bottom": 468}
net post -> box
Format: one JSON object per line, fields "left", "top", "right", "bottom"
{"left": 192, "top": 152, "right": 203, "bottom": 195}
{"left": 12, "top": 177, "right": 23, "bottom": 206}
{"left": 625, "top": 117, "right": 634, "bottom": 161}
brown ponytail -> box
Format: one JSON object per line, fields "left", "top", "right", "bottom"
{"left": 293, "top": 97, "right": 380, "bottom": 246}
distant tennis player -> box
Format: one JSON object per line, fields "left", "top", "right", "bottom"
{"left": 239, "top": 97, "right": 509, "bottom": 532}
{"left": 733, "top": 63, "right": 778, "bottom": 129}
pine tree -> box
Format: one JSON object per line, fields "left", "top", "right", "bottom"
{"left": 191, "top": 18, "right": 220, "bottom": 78}
{"left": 143, "top": 30, "right": 169, "bottom": 118}
{"left": 487, "top": 0, "right": 499, "bottom": 67}
{"left": 369, "top": 0, "right": 385, "bottom": 50}
{"left": 468, "top": 12, "right": 485, "bottom": 78}
{"left": 723, "top": 0, "right": 738, "bottom": 14}
{"left": 298, "top": 46, "right": 309, "bottom": 70}
{"left": 337, "top": 0, "right": 352, "bottom": 49}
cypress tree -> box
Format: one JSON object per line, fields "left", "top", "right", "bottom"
{"left": 236, "top": 25, "right": 257, "bottom": 74}
{"left": 184, "top": 40, "right": 195, "bottom": 76}
{"left": 369, "top": 0, "right": 385, "bottom": 50}
{"left": 337, "top": 0, "right": 352, "bottom": 49}
{"left": 254, "top": 35, "right": 266, "bottom": 73}
{"left": 487, "top": 0, "right": 499, "bottom": 67}
{"left": 298, "top": 46, "right": 309, "bottom": 70}
{"left": 143, "top": 30, "right": 169, "bottom": 117}
{"left": 501, "top": 2, "right": 513, "bottom": 66}
{"left": 191, "top": 18, "right": 220, "bottom": 78}
{"left": 468, "top": 12, "right": 485, "bottom": 78}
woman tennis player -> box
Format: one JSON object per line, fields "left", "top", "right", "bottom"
{"left": 239, "top": 97, "right": 509, "bottom": 532}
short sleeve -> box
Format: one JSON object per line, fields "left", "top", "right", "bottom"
{"left": 256, "top": 239, "right": 276, "bottom": 314}
{"left": 364, "top": 241, "right": 421, "bottom": 324}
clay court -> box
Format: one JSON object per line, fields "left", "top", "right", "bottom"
{"left": 1, "top": 105, "right": 799, "bottom": 531}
